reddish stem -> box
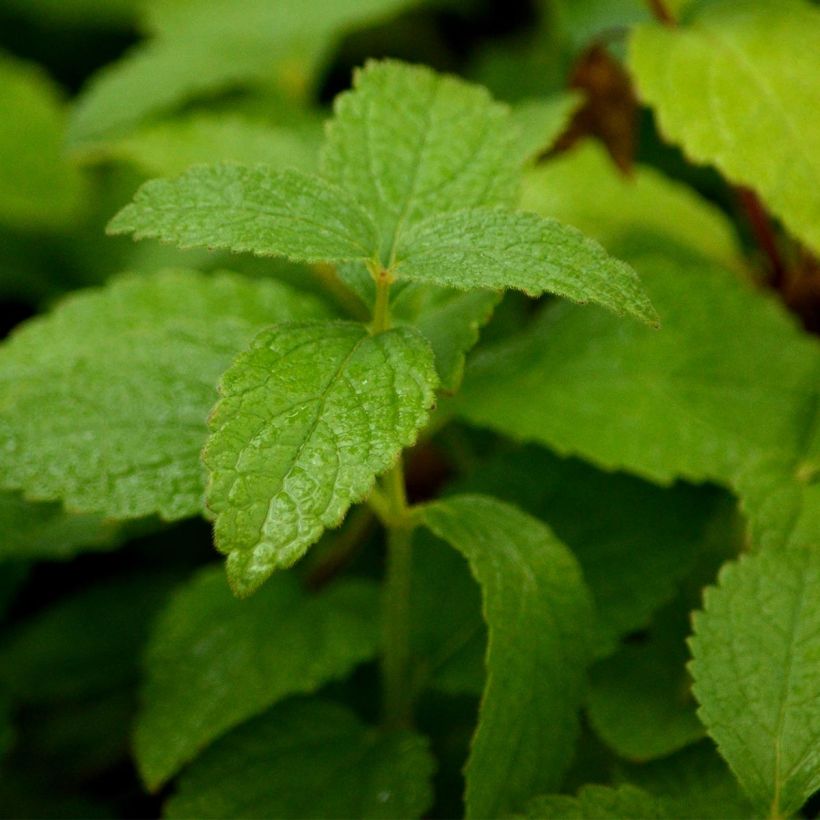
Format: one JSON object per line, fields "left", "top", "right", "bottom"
{"left": 647, "top": 0, "right": 676, "bottom": 25}
{"left": 736, "top": 187, "right": 787, "bottom": 290}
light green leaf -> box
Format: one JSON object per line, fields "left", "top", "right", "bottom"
{"left": 395, "top": 208, "right": 658, "bottom": 324}
{"left": 68, "top": 0, "right": 417, "bottom": 144}
{"left": 521, "top": 140, "right": 742, "bottom": 271}
{"left": 524, "top": 784, "right": 665, "bottom": 819}
{"left": 205, "top": 321, "right": 438, "bottom": 595}
{"left": 99, "top": 113, "right": 320, "bottom": 178}
{"left": 136, "top": 567, "right": 380, "bottom": 789}
{"left": 420, "top": 495, "right": 596, "bottom": 818}
{"left": 165, "top": 698, "right": 435, "bottom": 819}
{"left": 690, "top": 546, "right": 820, "bottom": 816}
{"left": 455, "top": 253, "right": 819, "bottom": 487}
{"left": 393, "top": 286, "right": 501, "bottom": 392}
{"left": 0, "top": 492, "right": 119, "bottom": 561}
{"left": 108, "top": 165, "right": 378, "bottom": 263}
{"left": 629, "top": 0, "right": 820, "bottom": 254}
{"left": 587, "top": 603, "right": 704, "bottom": 761}
{"left": 509, "top": 93, "right": 581, "bottom": 165}
{"left": 321, "top": 60, "right": 518, "bottom": 264}
{"left": 0, "top": 269, "right": 331, "bottom": 520}
{"left": 0, "top": 52, "right": 85, "bottom": 230}
{"left": 453, "top": 446, "right": 724, "bottom": 649}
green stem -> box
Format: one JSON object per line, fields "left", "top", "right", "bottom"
{"left": 370, "top": 266, "right": 393, "bottom": 334}
{"left": 381, "top": 460, "right": 415, "bottom": 728}
{"left": 310, "top": 263, "right": 370, "bottom": 321}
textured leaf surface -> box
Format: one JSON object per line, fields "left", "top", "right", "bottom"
{"left": 395, "top": 208, "right": 658, "bottom": 324}
{"left": 69, "top": 0, "right": 416, "bottom": 144}
{"left": 165, "top": 699, "right": 434, "bottom": 819}
{"left": 0, "top": 269, "right": 330, "bottom": 520}
{"left": 0, "top": 492, "right": 119, "bottom": 561}
{"left": 452, "top": 446, "right": 721, "bottom": 648}
{"left": 690, "top": 546, "right": 820, "bottom": 815}
{"left": 0, "top": 52, "right": 85, "bottom": 229}
{"left": 421, "top": 495, "right": 596, "bottom": 818}
{"left": 321, "top": 60, "right": 518, "bottom": 264}
{"left": 525, "top": 784, "right": 664, "bottom": 818}
{"left": 205, "top": 321, "right": 437, "bottom": 595}
{"left": 102, "top": 113, "right": 319, "bottom": 177}
{"left": 136, "top": 567, "right": 380, "bottom": 789}
{"left": 629, "top": 0, "right": 820, "bottom": 254}
{"left": 108, "top": 166, "right": 378, "bottom": 263}
{"left": 522, "top": 141, "right": 741, "bottom": 270}
{"left": 456, "top": 254, "right": 819, "bottom": 487}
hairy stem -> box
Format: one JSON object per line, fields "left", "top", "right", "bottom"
{"left": 310, "top": 263, "right": 370, "bottom": 321}
{"left": 381, "top": 459, "right": 416, "bottom": 729}
{"left": 371, "top": 267, "right": 393, "bottom": 334}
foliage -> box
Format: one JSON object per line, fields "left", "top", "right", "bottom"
{"left": 0, "top": 1, "right": 818, "bottom": 818}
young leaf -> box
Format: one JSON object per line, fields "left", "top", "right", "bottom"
{"left": 0, "top": 492, "right": 119, "bottom": 561}
{"left": 394, "top": 208, "right": 658, "bottom": 325}
{"left": 0, "top": 269, "right": 330, "bottom": 520}
{"left": 524, "top": 784, "right": 665, "bottom": 819}
{"left": 629, "top": 0, "right": 820, "bottom": 255}
{"left": 521, "top": 141, "right": 742, "bottom": 271}
{"left": 321, "top": 60, "right": 518, "bottom": 263}
{"left": 107, "top": 166, "right": 378, "bottom": 263}
{"left": 204, "top": 321, "right": 438, "bottom": 595}
{"left": 0, "top": 52, "right": 85, "bottom": 230}
{"left": 455, "top": 253, "right": 819, "bottom": 487}
{"left": 165, "top": 699, "right": 435, "bottom": 819}
{"left": 136, "top": 567, "right": 380, "bottom": 789}
{"left": 420, "top": 495, "right": 596, "bottom": 818}
{"left": 690, "top": 546, "right": 820, "bottom": 816}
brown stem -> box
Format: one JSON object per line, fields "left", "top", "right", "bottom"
{"left": 736, "top": 187, "right": 787, "bottom": 290}
{"left": 646, "top": 0, "right": 677, "bottom": 25}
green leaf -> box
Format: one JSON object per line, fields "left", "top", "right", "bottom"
{"left": 99, "top": 113, "right": 320, "bottom": 178}
{"left": 0, "top": 269, "right": 330, "bottom": 520}
{"left": 0, "top": 52, "right": 85, "bottom": 230}
{"left": 455, "top": 253, "right": 819, "bottom": 487}
{"left": 321, "top": 60, "right": 518, "bottom": 264}
{"left": 452, "top": 446, "right": 723, "bottom": 648}
{"left": 68, "top": 0, "right": 417, "bottom": 144}
{"left": 524, "top": 784, "right": 665, "bottom": 819}
{"left": 0, "top": 573, "right": 177, "bottom": 704}
{"left": 587, "top": 603, "right": 704, "bottom": 761}
{"left": 107, "top": 166, "right": 379, "bottom": 263}
{"left": 521, "top": 140, "right": 742, "bottom": 271}
{"left": 393, "top": 286, "right": 501, "bottom": 392}
{"left": 690, "top": 546, "right": 820, "bottom": 815}
{"left": 394, "top": 208, "right": 658, "bottom": 325}
{"left": 735, "top": 452, "right": 820, "bottom": 553}
{"left": 621, "top": 741, "right": 757, "bottom": 820}
{"left": 136, "top": 567, "right": 380, "bottom": 789}
{"left": 165, "top": 698, "right": 435, "bottom": 819}
{"left": 204, "top": 321, "right": 438, "bottom": 595}
{"left": 509, "top": 93, "right": 581, "bottom": 165}
{"left": 0, "top": 492, "right": 119, "bottom": 561}
{"left": 629, "top": 0, "right": 820, "bottom": 255}
{"left": 420, "top": 494, "right": 596, "bottom": 818}
{"left": 2, "top": 0, "right": 140, "bottom": 28}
